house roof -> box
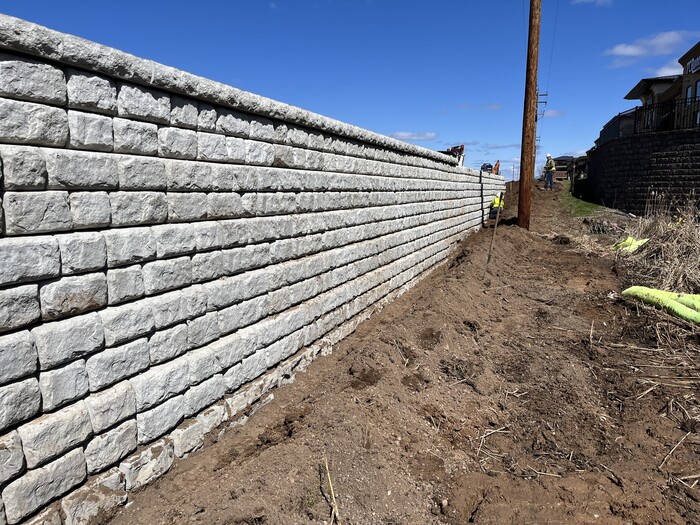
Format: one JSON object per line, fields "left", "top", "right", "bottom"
{"left": 679, "top": 41, "right": 700, "bottom": 68}
{"left": 624, "top": 75, "right": 680, "bottom": 100}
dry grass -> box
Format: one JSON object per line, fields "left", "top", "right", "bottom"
{"left": 622, "top": 200, "right": 700, "bottom": 294}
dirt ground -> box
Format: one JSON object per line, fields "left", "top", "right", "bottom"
{"left": 107, "top": 181, "right": 700, "bottom": 525}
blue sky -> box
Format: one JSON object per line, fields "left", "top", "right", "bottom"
{"left": 2, "top": 0, "right": 699, "bottom": 179}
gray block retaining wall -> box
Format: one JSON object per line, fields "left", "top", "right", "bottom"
{"left": 0, "top": 14, "right": 504, "bottom": 525}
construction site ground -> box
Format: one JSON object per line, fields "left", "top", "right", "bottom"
{"left": 108, "top": 181, "right": 700, "bottom": 525}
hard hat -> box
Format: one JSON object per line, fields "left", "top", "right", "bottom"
{"left": 546, "top": 153, "right": 551, "bottom": 158}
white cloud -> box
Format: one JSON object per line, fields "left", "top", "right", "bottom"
{"left": 542, "top": 109, "right": 564, "bottom": 118}
{"left": 604, "top": 31, "right": 700, "bottom": 63}
{"left": 389, "top": 131, "right": 437, "bottom": 141}
{"left": 571, "top": 0, "right": 612, "bottom": 6}
{"left": 654, "top": 59, "right": 683, "bottom": 76}
{"left": 483, "top": 103, "right": 502, "bottom": 111}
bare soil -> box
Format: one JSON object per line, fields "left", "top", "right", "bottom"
{"left": 107, "top": 181, "right": 700, "bottom": 525}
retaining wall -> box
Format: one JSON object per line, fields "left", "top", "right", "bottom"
{"left": 587, "top": 129, "right": 700, "bottom": 215}
{"left": 0, "top": 14, "right": 504, "bottom": 525}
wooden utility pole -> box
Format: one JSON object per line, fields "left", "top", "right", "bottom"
{"left": 517, "top": 0, "right": 542, "bottom": 230}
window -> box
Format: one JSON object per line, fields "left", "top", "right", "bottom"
{"left": 687, "top": 85, "right": 694, "bottom": 105}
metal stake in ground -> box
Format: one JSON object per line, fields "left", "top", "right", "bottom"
{"left": 483, "top": 202, "right": 502, "bottom": 279}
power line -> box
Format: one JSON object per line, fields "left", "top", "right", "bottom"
{"left": 545, "top": 0, "right": 561, "bottom": 94}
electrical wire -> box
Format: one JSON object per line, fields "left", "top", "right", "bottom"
{"left": 545, "top": 0, "right": 560, "bottom": 95}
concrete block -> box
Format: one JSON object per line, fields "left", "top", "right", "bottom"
{"left": 170, "top": 95, "right": 197, "bottom": 129}
{"left": 67, "top": 111, "right": 113, "bottom": 151}
{"left": 0, "top": 431, "right": 23, "bottom": 486}
{"left": 197, "top": 103, "right": 217, "bottom": 132}
{"left": 151, "top": 223, "right": 196, "bottom": 257}
{"left": 147, "top": 291, "right": 187, "bottom": 329}
{"left": 192, "top": 222, "right": 223, "bottom": 251}
{"left": 57, "top": 232, "right": 107, "bottom": 275}
{"left": 103, "top": 227, "right": 156, "bottom": 267}
{"left": 166, "top": 192, "right": 207, "bottom": 222}
{"left": 225, "top": 136, "right": 246, "bottom": 163}
{"left": 60, "top": 467, "right": 126, "bottom": 525}
{"left": 0, "top": 237, "right": 60, "bottom": 287}
{"left": 113, "top": 118, "right": 158, "bottom": 155}
{"left": 99, "top": 302, "right": 154, "bottom": 347}
{"left": 31, "top": 312, "right": 104, "bottom": 369}
{"left": 110, "top": 191, "right": 167, "bottom": 226}
{"left": 0, "top": 53, "right": 66, "bottom": 104}
{"left": 142, "top": 257, "right": 192, "bottom": 295}
{"left": 197, "top": 403, "right": 228, "bottom": 433}
{"left": 86, "top": 337, "right": 150, "bottom": 391}
{"left": 107, "top": 266, "right": 144, "bottom": 305}
{"left": 207, "top": 192, "right": 243, "bottom": 219}
{"left": 119, "top": 438, "right": 173, "bottom": 491}
{"left": 210, "top": 331, "right": 255, "bottom": 369}
{"left": 245, "top": 140, "right": 275, "bottom": 166}
{"left": 84, "top": 381, "right": 136, "bottom": 433}
{"left": 191, "top": 251, "right": 225, "bottom": 282}
{"left": 129, "top": 357, "right": 189, "bottom": 412}
{"left": 248, "top": 116, "right": 274, "bottom": 142}
{"left": 39, "top": 360, "right": 89, "bottom": 411}
{"left": 0, "top": 331, "right": 37, "bottom": 385}
{"left": 0, "top": 285, "right": 40, "bottom": 334}
{"left": 197, "top": 132, "right": 227, "bottom": 161}
{"left": 136, "top": 395, "right": 184, "bottom": 444}
{"left": 117, "top": 84, "right": 170, "bottom": 124}
{"left": 158, "top": 127, "right": 197, "bottom": 159}
{"left": 182, "top": 285, "right": 208, "bottom": 318}
{"left": 186, "top": 345, "right": 222, "bottom": 385}
{"left": 1, "top": 448, "right": 86, "bottom": 524}
{"left": 39, "top": 273, "right": 108, "bottom": 321}
{"left": 0, "top": 98, "right": 67, "bottom": 146}
{"left": 17, "top": 401, "right": 92, "bottom": 468}
{"left": 148, "top": 323, "right": 188, "bottom": 364}
{"left": 212, "top": 164, "right": 239, "bottom": 191}
{"left": 69, "top": 191, "right": 111, "bottom": 229}
{"left": 3, "top": 191, "right": 71, "bottom": 234}
{"left": 183, "top": 375, "right": 225, "bottom": 418}
{"left": 0, "top": 145, "right": 47, "bottom": 189}
{"left": 117, "top": 155, "right": 166, "bottom": 189}
{"left": 85, "top": 420, "right": 137, "bottom": 474}
{"left": 66, "top": 68, "right": 118, "bottom": 115}
{"left": 0, "top": 378, "right": 40, "bottom": 433}
{"left": 170, "top": 419, "right": 204, "bottom": 458}
{"left": 287, "top": 126, "right": 309, "bottom": 148}
{"left": 45, "top": 149, "right": 118, "bottom": 189}
{"left": 165, "top": 160, "right": 213, "bottom": 190}
{"left": 216, "top": 108, "right": 250, "bottom": 137}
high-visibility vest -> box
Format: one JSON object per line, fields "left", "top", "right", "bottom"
{"left": 491, "top": 195, "right": 503, "bottom": 209}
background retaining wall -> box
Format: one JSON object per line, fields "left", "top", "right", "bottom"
{"left": 0, "top": 14, "right": 504, "bottom": 525}
{"left": 587, "top": 129, "right": 700, "bottom": 215}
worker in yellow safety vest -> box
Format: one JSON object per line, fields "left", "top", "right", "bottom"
{"left": 489, "top": 192, "right": 504, "bottom": 220}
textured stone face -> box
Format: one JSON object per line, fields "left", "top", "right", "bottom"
{"left": 0, "top": 285, "right": 41, "bottom": 333}
{"left": 0, "top": 98, "right": 68, "bottom": 146}
{"left": 31, "top": 312, "right": 105, "bottom": 370}
{"left": 69, "top": 191, "right": 112, "bottom": 228}
{"left": 117, "top": 84, "right": 170, "bottom": 124}
{"left": 38, "top": 360, "right": 90, "bottom": 411}
{"left": 117, "top": 156, "right": 166, "bottom": 189}
{"left": 99, "top": 302, "right": 154, "bottom": 347}
{"left": 66, "top": 69, "right": 118, "bottom": 114}
{"left": 103, "top": 228, "right": 156, "bottom": 267}
{"left": 0, "top": 431, "right": 24, "bottom": 485}
{"left": 57, "top": 232, "right": 107, "bottom": 275}
{"left": 85, "top": 337, "right": 150, "bottom": 391}
{"left": 0, "top": 331, "right": 37, "bottom": 384}
{"left": 119, "top": 438, "right": 174, "bottom": 490}
{"left": 109, "top": 191, "right": 167, "bottom": 226}
{"left": 0, "top": 237, "right": 60, "bottom": 286}
{"left": 0, "top": 378, "right": 41, "bottom": 432}
{"left": 84, "top": 381, "right": 136, "bottom": 433}
{"left": 0, "top": 52, "right": 66, "bottom": 104}
{"left": 2, "top": 191, "right": 72, "bottom": 235}
{"left": 60, "top": 468, "right": 127, "bottom": 525}
{"left": 39, "top": 273, "right": 108, "bottom": 321}
{"left": 67, "top": 110, "right": 113, "bottom": 151}
{"left": 84, "top": 420, "right": 137, "bottom": 474}
{"left": 113, "top": 118, "right": 158, "bottom": 155}
{"left": 107, "top": 266, "right": 145, "bottom": 305}
{"left": 0, "top": 145, "right": 47, "bottom": 189}
{"left": 45, "top": 150, "right": 118, "bottom": 189}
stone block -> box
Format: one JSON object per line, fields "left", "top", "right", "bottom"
{"left": 0, "top": 145, "right": 46, "bottom": 189}
{"left": 69, "top": 192, "right": 111, "bottom": 229}
{"left": 66, "top": 69, "right": 118, "bottom": 115}
{"left": 245, "top": 140, "right": 275, "bottom": 166}
{"left": 165, "top": 159, "right": 214, "bottom": 190}
{"left": 187, "top": 314, "right": 220, "bottom": 351}
{"left": 0, "top": 53, "right": 66, "bottom": 104}
{"left": 248, "top": 117, "right": 275, "bottom": 142}
{"left": 170, "top": 95, "right": 198, "bottom": 129}
{"left": 2, "top": 449, "right": 86, "bottom": 524}
{"left": 0, "top": 431, "right": 23, "bottom": 486}
{"left": 212, "top": 164, "right": 239, "bottom": 191}
{"left": 216, "top": 108, "right": 250, "bottom": 137}
{"left": 158, "top": 127, "right": 197, "bottom": 159}
{"left": 225, "top": 136, "right": 246, "bottom": 163}
{"left": 39, "top": 360, "right": 89, "bottom": 412}
{"left": 147, "top": 291, "right": 187, "bottom": 329}
{"left": 207, "top": 192, "right": 243, "bottom": 219}
{"left": 2, "top": 191, "right": 71, "bottom": 234}
{"left": 192, "top": 222, "right": 223, "bottom": 251}
{"left": 197, "top": 103, "right": 217, "bottom": 131}
{"left": 166, "top": 192, "right": 208, "bottom": 222}
{"left": 0, "top": 378, "right": 40, "bottom": 433}
{"left": 85, "top": 420, "right": 137, "bottom": 474}
{"left": 170, "top": 419, "right": 204, "bottom": 458}
{"left": 151, "top": 223, "right": 196, "bottom": 257}
{"left": 67, "top": 111, "right": 113, "bottom": 151}
{"left": 0, "top": 237, "right": 60, "bottom": 287}
{"left": 117, "top": 84, "right": 170, "bottom": 124}
{"left": 106, "top": 266, "right": 144, "bottom": 305}
{"left": 86, "top": 338, "right": 150, "bottom": 391}
{"left": 210, "top": 331, "right": 254, "bottom": 370}
{"left": 0, "top": 331, "right": 37, "bottom": 384}
{"left": 103, "top": 227, "right": 156, "bottom": 267}
{"left": 142, "top": 257, "right": 192, "bottom": 295}
{"left": 109, "top": 191, "right": 167, "bottom": 226}
{"left": 198, "top": 403, "right": 228, "bottom": 433}
{"left": 149, "top": 323, "right": 188, "bottom": 364}
{"left": 0, "top": 98, "right": 67, "bottom": 146}
{"left": 117, "top": 155, "right": 166, "bottom": 189}
{"left": 39, "top": 273, "right": 108, "bottom": 321}
{"left": 197, "top": 132, "right": 227, "bottom": 161}
{"left": 191, "top": 251, "right": 225, "bottom": 282}
{"left": 31, "top": 312, "right": 105, "bottom": 369}
{"left": 135, "top": 395, "right": 184, "bottom": 444}
{"left": 182, "top": 285, "right": 208, "bottom": 318}
{"left": 119, "top": 438, "right": 173, "bottom": 491}
{"left": 57, "top": 232, "right": 107, "bottom": 275}
{"left": 84, "top": 381, "right": 136, "bottom": 433}
{"left": 0, "top": 285, "right": 40, "bottom": 334}
{"left": 129, "top": 357, "right": 189, "bottom": 412}
{"left": 99, "top": 302, "right": 154, "bottom": 347}
{"left": 183, "top": 374, "right": 225, "bottom": 418}
{"left": 60, "top": 467, "right": 126, "bottom": 525}
{"left": 17, "top": 504, "right": 62, "bottom": 525}
{"left": 17, "top": 401, "right": 92, "bottom": 468}
{"left": 45, "top": 149, "right": 118, "bottom": 189}
{"left": 113, "top": 118, "right": 158, "bottom": 155}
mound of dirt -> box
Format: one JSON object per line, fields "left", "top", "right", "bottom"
{"left": 108, "top": 182, "right": 700, "bottom": 525}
